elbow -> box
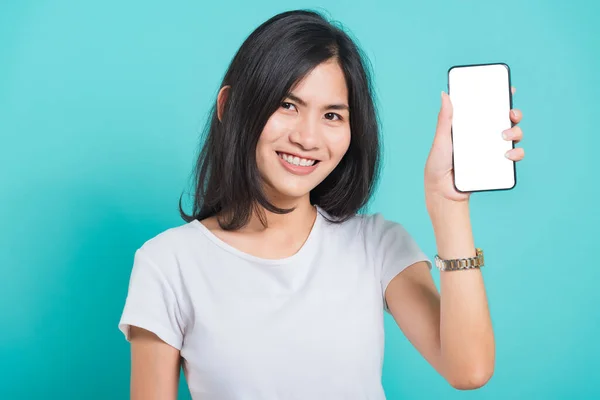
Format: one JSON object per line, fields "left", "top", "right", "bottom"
{"left": 446, "top": 364, "right": 494, "bottom": 390}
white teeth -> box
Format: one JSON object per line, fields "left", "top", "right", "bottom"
{"left": 279, "top": 152, "right": 316, "bottom": 167}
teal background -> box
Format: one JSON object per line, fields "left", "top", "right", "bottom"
{"left": 1, "top": 0, "right": 598, "bottom": 398}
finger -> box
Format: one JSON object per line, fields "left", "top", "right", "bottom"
{"left": 436, "top": 91, "right": 453, "bottom": 138}
{"left": 510, "top": 109, "right": 521, "bottom": 124}
{"left": 511, "top": 86, "right": 516, "bottom": 95}
{"left": 505, "top": 147, "right": 525, "bottom": 161}
{"left": 502, "top": 126, "right": 523, "bottom": 143}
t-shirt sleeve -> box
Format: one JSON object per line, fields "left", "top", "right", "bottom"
{"left": 118, "top": 247, "right": 186, "bottom": 350}
{"left": 368, "top": 213, "right": 432, "bottom": 314}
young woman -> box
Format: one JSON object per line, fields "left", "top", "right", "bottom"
{"left": 118, "top": 9, "right": 525, "bottom": 400}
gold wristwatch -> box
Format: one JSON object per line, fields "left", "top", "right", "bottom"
{"left": 434, "top": 248, "right": 485, "bottom": 271}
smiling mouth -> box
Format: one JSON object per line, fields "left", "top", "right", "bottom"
{"left": 276, "top": 152, "right": 320, "bottom": 167}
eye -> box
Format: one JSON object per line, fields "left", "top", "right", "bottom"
{"left": 281, "top": 102, "right": 297, "bottom": 111}
{"left": 324, "top": 112, "right": 342, "bottom": 121}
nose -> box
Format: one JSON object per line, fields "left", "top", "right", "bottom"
{"left": 289, "top": 117, "right": 319, "bottom": 151}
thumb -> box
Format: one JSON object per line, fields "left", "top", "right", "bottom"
{"left": 435, "top": 91, "right": 453, "bottom": 138}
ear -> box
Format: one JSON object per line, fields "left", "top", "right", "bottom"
{"left": 217, "top": 85, "right": 230, "bottom": 122}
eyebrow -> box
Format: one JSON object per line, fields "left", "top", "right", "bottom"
{"left": 285, "top": 93, "right": 349, "bottom": 111}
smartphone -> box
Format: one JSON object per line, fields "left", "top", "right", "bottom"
{"left": 447, "top": 63, "right": 516, "bottom": 193}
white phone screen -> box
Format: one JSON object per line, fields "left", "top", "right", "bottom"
{"left": 448, "top": 63, "right": 516, "bottom": 192}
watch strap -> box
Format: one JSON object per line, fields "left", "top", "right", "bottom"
{"left": 434, "top": 248, "right": 484, "bottom": 271}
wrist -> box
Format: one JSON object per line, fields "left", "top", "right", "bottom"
{"left": 426, "top": 193, "right": 470, "bottom": 222}
{"left": 426, "top": 195, "right": 475, "bottom": 260}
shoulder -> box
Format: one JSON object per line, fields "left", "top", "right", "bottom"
{"left": 134, "top": 219, "right": 206, "bottom": 274}
{"left": 317, "top": 207, "right": 413, "bottom": 246}
{"left": 318, "top": 208, "right": 429, "bottom": 267}
{"left": 319, "top": 207, "right": 404, "bottom": 236}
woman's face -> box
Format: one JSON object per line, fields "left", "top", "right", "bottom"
{"left": 256, "top": 59, "right": 351, "bottom": 203}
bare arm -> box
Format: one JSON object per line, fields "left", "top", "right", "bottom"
{"left": 129, "top": 326, "right": 182, "bottom": 400}
{"left": 385, "top": 202, "right": 494, "bottom": 390}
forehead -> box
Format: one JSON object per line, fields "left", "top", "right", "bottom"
{"left": 290, "top": 59, "right": 348, "bottom": 102}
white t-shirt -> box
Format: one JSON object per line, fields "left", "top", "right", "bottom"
{"left": 118, "top": 206, "right": 432, "bottom": 399}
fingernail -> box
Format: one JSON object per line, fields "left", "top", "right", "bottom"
{"left": 511, "top": 110, "right": 518, "bottom": 118}
{"left": 505, "top": 150, "right": 512, "bottom": 158}
{"left": 502, "top": 131, "right": 509, "bottom": 140}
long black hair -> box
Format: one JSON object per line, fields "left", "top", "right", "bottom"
{"left": 179, "top": 9, "right": 381, "bottom": 230}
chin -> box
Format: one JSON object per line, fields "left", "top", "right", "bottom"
{"left": 268, "top": 182, "right": 314, "bottom": 201}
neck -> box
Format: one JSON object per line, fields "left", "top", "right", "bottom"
{"left": 244, "top": 194, "right": 316, "bottom": 233}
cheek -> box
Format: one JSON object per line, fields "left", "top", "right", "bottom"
{"left": 327, "top": 128, "right": 351, "bottom": 159}
{"left": 256, "top": 116, "right": 282, "bottom": 162}
{"left": 258, "top": 114, "right": 289, "bottom": 146}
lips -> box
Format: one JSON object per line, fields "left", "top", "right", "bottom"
{"left": 276, "top": 151, "right": 320, "bottom": 176}
{"left": 277, "top": 151, "right": 319, "bottom": 167}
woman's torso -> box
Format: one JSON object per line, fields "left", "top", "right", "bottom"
{"left": 165, "top": 210, "right": 388, "bottom": 399}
